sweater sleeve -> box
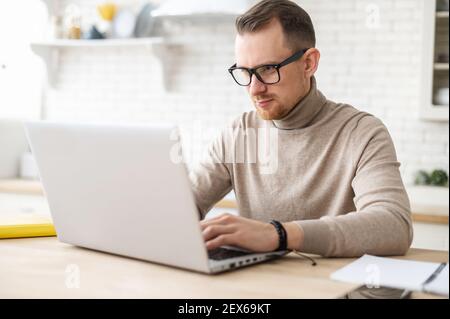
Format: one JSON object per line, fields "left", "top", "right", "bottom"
{"left": 189, "top": 126, "right": 234, "bottom": 219}
{"left": 295, "top": 115, "right": 413, "bottom": 257}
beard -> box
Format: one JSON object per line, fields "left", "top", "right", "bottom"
{"left": 254, "top": 98, "right": 293, "bottom": 120}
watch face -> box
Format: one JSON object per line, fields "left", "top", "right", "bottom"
{"left": 112, "top": 9, "right": 136, "bottom": 38}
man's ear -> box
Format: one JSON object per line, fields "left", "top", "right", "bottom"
{"left": 303, "top": 48, "right": 320, "bottom": 78}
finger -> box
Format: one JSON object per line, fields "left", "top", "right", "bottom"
{"left": 205, "top": 234, "right": 235, "bottom": 250}
{"left": 200, "top": 212, "right": 233, "bottom": 225}
{"left": 200, "top": 213, "right": 235, "bottom": 230}
{"left": 203, "top": 224, "right": 235, "bottom": 242}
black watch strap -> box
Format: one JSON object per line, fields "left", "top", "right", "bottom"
{"left": 270, "top": 219, "right": 288, "bottom": 251}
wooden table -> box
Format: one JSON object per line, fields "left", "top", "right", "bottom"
{"left": 0, "top": 237, "right": 447, "bottom": 299}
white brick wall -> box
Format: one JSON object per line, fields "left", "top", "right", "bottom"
{"left": 43, "top": 0, "right": 448, "bottom": 185}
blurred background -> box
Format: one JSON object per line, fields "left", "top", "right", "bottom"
{"left": 0, "top": 0, "right": 448, "bottom": 250}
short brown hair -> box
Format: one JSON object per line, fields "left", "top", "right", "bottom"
{"left": 235, "top": 0, "right": 316, "bottom": 51}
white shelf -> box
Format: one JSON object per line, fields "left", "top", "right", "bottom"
{"left": 32, "top": 36, "right": 229, "bottom": 47}
{"left": 436, "top": 11, "right": 449, "bottom": 18}
{"left": 421, "top": 104, "right": 449, "bottom": 121}
{"left": 30, "top": 37, "right": 177, "bottom": 90}
{"left": 420, "top": 1, "right": 449, "bottom": 122}
{"left": 434, "top": 63, "right": 450, "bottom": 70}
{"left": 31, "top": 37, "right": 165, "bottom": 48}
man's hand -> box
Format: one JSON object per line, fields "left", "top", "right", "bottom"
{"left": 200, "top": 213, "right": 304, "bottom": 252}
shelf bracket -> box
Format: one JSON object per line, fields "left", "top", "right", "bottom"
{"left": 31, "top": 44, "right": 60, "bottom": 88}
{"left": 152, "top": 42, "right": 182, "bottom": 91}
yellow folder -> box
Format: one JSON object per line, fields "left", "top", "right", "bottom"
{"left": 0, "top": 213, "right": 56, "bottom": 239}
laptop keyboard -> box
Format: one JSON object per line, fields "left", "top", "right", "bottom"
{"left": 208, "top": 247, "right": 253, "bottom": 261}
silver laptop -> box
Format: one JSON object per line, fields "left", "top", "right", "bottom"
{"left": 25, "top": 121, "right": 286, "bottom": 274}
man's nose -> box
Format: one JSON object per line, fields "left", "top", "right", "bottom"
{"left": 248, "top": 74, "right": 267, "bottom": 96}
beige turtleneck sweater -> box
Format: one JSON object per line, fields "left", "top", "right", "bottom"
{"left": 189, "top": 77, "right": 413, "bottom": 257}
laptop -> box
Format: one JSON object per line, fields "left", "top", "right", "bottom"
{"left": 25, "top": 121, "right": 287, "bottom": 274}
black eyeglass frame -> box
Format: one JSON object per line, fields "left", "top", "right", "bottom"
{"left": 228, "top": 48, "right": 310, "bottom": 86}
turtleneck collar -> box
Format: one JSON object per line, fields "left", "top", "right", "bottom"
{"left": 271, "top": 76, "right": 327, "bottom": 130}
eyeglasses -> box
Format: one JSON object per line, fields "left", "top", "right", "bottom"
{"left": 228, "top": 48, "right": 309, "bottom": 86}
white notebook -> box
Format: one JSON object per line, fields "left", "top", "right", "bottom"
{"left": 331, "top": 255, "right": 448, "bottom": 297}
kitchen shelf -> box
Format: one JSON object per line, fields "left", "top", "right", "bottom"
{"left": 34, "top": 0, "right": 240, "bottom": 91}
{"left": 436, "top": 11, "right": 449, "bottom": 18}
{"left": 434, "top": 63, "right": 450, "bottom": 70}
{"left": 420, "top": 1, "right": 449, "bottom": 121}
{"left": 30, "top": 34, "right": 232, "bottom": 89}
{"left": 31, "top": 37, "right": 165, "bottom": 47}
{"left": 31, "top": 37, "right": 177, "bottom": 90}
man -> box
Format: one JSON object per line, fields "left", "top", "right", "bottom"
{"left": 189, "top": 0, "right": 413, "bottom": 257}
